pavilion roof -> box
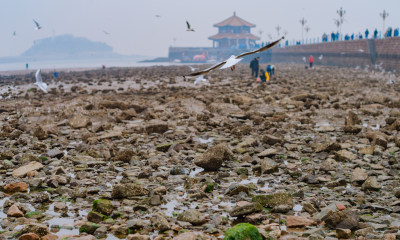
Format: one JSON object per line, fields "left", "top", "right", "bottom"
{"left": 214, "top": 13, "right": 256, "bottom": 27}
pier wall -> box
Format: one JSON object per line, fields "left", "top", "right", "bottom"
{"left": 271, "top": 37, "right": 400, "bottom": 72}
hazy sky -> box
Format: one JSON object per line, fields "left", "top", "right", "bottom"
{"left": 1, "top": 0, "right": 399, "bottom": 58}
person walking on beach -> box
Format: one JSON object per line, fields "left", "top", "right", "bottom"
{"left": 308, "top": 55, "right": 314, "bottom": 68}
{"left": 250, "top": 57, "right": 260, "bottom": 78}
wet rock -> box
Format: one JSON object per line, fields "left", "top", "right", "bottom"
{"left": 0, "top": 150, "right": 13, "bottom": 160}
{"left": 261, "top": 134, "right": 283, "bottom": 145}
{"left": 394, "top": 188, "right": 400, "bottom": 198}
{"left": 226, "top": 184, "right": 249, "bottom": 196}
{"left": 252, "top": 193, "right": 293, "bottom": 208}
{"left": 229, "top": 202, "right": 263, "bottom": 217}
{"left": 172, "top": 231, "right": 212, "bottom": 240}
{"left": 13, "top": 162, "right": 44, "bottom": 177}
{"left": 224, "top": 223, "right": 262, "bottom": 240}
{"left": 21, "top": 224, "right": 49, "bottom": 237}
{"left": 151, "top": 213, "right": 170, "bottom": 232}
{"left": 149, "top": 195, "right": 161, "bottom": 206}
{"left": 320, "top": 158, "right": 338, "bottom": 172}
{"left": 112, "top": 184, "right": 148, "bottom": 199}
{"left": 33, "top": 125, "right": 48, "bottom": 140}
{"left": 303, "top": 202, "right": 317, "bottom": 214}
{"left": 194, "top": 143, "right": 233, "bottom": 171}
{"left": 336, "top": 228, "right": 351, "bottom": 239}
{"left": 362, "top": 177, "right": 381, "bottom": 191}
{"left": 18, "top": 233, "right": 40, "bottom": 240}
{"left": 79, "top": 222, "right": 100, "bottom": 234}
{"left": 127, "top": 233, "right": 151, "bottom": 240}
{"left": 41, "top": 234, "right": 58, "bottom": 240}
{"left": 261, "top": 158, "right": 279, "bottom": 174}
{"left": 69, "top": 114, "right": 91, "bottom": 129}
{"left": 47, "top": 149, "right": 64, "bottom": 159}
{"left": 87, "top": 211, "right": 105, "bottom": 223}
{"left": 345, "top": 111, "right": 362, "bottom": 126}
{"left": 4, "top": 182, "right": 28, "bottom": 193}
{"left": 315, "top": 141, "right": 341, "bottom": 153}
{"left": 113, "top": 149, "right": 135, "bottom": 162}
{"left": 335, "top": 150, "right": 357, "bottom": 162}
{"left": 286, "top": 216, "right": 316, "bottom": 228}
{"left": 324, "top": 209, "right": 359, "bottom": 230}
{"left": 7, "top": 204, "right": 24, "bottom": 217}
{"left": 351, "top": 167, "right": 368, "bottom": 184}
{"left": 145, "top": 120, "right": 168, "bottom": 134}
{"left": 177, "top": 210, "right": 203, "bottom": 225}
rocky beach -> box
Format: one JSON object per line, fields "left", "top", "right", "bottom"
{"left": 0, "top": 64, "right": 400, "bottom": 240}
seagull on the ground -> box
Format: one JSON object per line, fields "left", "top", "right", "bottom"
{"left": 319, "top": 54, "right": 323, "bottom": 60}
{"left": 358, "top": 49, "right": 364, "bottom": 52}
{"left": 194, "top": 75, "right": 209, "bottom": 85}
{"left": 33, "top": 19, "right": 42, "bottom": 30}
{"left": 35, "top": 69, "right": 48, "bottom": 93}
{"left": 186, "top": 37, "right": 284, "bottom": 77}
{"left": 188, "top": 66, "right": 197, "bottom": 71}
{"left": 186, "top": 21, "right": 195, "bottom": 31}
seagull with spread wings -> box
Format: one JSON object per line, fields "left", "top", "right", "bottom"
{"left": 185, "top": 37, "right": 284, "bottom": 77}
{"left": 33, "top": 19, "right": 42, "bottom": 30}
{"left": 186, "top": 21, "right": 195, "bottom": 31}
{"left": 35, "top": 69, "right": 48, "bottom": 93}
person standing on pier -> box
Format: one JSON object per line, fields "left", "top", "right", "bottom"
{"left": 365, "top": 29, "right": 369, "bottom": 39}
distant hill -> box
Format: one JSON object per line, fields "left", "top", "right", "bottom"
{"left": 22, "top": 34, "right": 114, "bottom": 58}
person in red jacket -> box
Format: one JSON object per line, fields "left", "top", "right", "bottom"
{"left": 309, "top": 55, "right": 314, "bottom": 68}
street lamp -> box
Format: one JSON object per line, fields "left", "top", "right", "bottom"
{"left": 380, "top": 10, "right": 389, "bottom": 36}
{"left": 337, "top": 7, "right": 346, "bottom": 38}
{"left": 305, "top": 26, "right": 310, "bottom": 43}
{"left": 275, "top": 25, "right": 281, "bottom": 37}
{"left": 299, "top": 18, "right": 307, "bottom": 42}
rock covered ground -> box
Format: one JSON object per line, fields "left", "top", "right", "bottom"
{"left": 0, "top": 64, "right": 400, "bottom": 240}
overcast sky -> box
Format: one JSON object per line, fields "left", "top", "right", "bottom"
{"left": 1, "top": 0, "right": 399, "bottom": 58}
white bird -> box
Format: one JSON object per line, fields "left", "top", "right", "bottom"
{"left": 186, "top": 37, "right": 284, "bottom": 77}
{"left": 358, "top": 49, "right": 364, "bottom": 52}
{"left": 186, "top": 21, "right": 195, "bottom": 31}
{"left": 194, "top": 75, "right": 209, "bottom": 85}
{"left": 33, "top": 19, "right": 42, "bottom": 30}
{"left": 302, "top": 57, "right": 306, "bottom": 63}
{"left": 188, "top": 66, "right": 197, "bottom": 71}
{"left": 35, "top": 69, "right": 48, "bottom": 93}
{"left": 318, "top": 54, "right": 323, "bottom": 60}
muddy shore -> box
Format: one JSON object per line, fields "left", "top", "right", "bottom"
{"left": 0, "top": 64, "right": 400, "bottom": 240}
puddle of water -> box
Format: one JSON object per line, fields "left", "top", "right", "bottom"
{"left": 284, "top": 160, "right": 288, "bottom": 165}
{"left": 189, "top": 167, "right": 204, "bottom": 177}
{"left": 116, "top": 175, "right": 123, "bottom": 180}
{"left": 293, "top": 204, "right": 303, "bottom": 216}
{"left": 198, "top": 137, "right": 214, "bottom": 144}
{"left": 238, "top": 177, "right": 258, "bottom": 185}
{"left": 54, "top": 228, "right": 79, "bottom": 237}
{"left": 45, "top": 203, "right": 61, "bottom": 216}
{"left": 315, "top": 121, "right": 330, "bottom": 127}
{"left": 370, "top": 124, "right": 380, "bottom": 130}
{"left": 106, "top": 234, "right": 121, "bottom": 240}
{"left": 161, "top": 199, "right": 178, "bottom": 217}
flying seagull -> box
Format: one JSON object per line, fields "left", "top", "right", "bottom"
{"left": 186, "top": 37, "right": 284, "bottom": 77}
{"left": 103, "top": 31, "right": 110, "bottom": 35}
{"left": 319, "top": 54, "right": 323, "bottom": 60}
{"left": 13, "top": 31, "right": 16, "bottom": 36}
{"left": 186, "top": 21, "right": 195, "bottom": 31}
{"left": 33, "top": 19, "right": 42, "bottom": 30}
{"left": 302, "top": 57, "right": 306, "bottom": 63}
{"left": 155, "top": 15, "right": 161, "bottom": 18}
{"left": 35, "top": 69, "right": 48, "bottom": 93}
